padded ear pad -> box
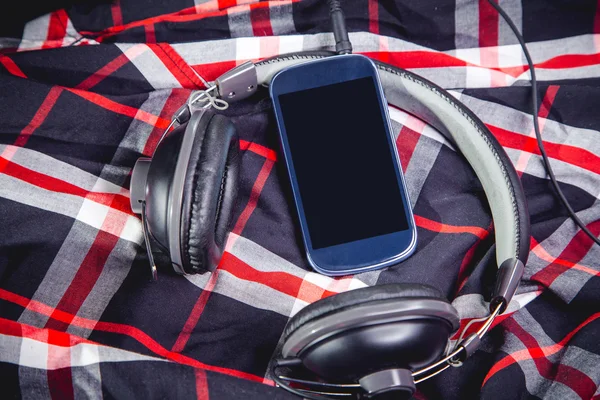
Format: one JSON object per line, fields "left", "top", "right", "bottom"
{"left": 283, "top": 283, "right": 447, "bottom": 341}
{"left": 180, "top": 111, "right": 240, "bottom": 273}
{"left": 281, "top": 283, "right": 460, "bottom": 380}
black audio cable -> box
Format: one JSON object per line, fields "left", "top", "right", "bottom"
{"left": 487, "top": 0, "right": 600, "bottom": 246}
{"left": 328, "top": 0, "right": 353, "bottom": 54}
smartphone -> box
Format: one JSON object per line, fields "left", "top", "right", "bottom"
{"left": 270, "top": 54, "right": 417, "bottom": 276}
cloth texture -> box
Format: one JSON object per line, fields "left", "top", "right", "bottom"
{"left": 0, "top": 0, "right": 599, "bottom": 399}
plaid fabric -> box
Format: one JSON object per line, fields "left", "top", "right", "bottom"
{"left": 1, "top": 0, "right": 599, "bottom": 399}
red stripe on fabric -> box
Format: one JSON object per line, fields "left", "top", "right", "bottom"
{"left": 495, "top": 318, "right": 597, "bottom": 399}
{"left": 478, "top": 0, "right": 499, "bottom": 48}
{"left": 487, "top": 124, "right": 600, "bottom": 175}
{"left": 65, "top": 88, "right": 171, "bottom": 129}
{"left": 451, "top": 312, "right": 513, "bottom": 340}
{"left": 414, "top": 215, "right": 488, "bottom": 239}
{"left": 150, "top": 43, "right": 207, "bottom": 89}
{"left": 75, "top": 53, "right": 131, "bottom": 90}
{"left": 172, "top": 270, "right": 220, "bottom": 353}
{"left": 195, "top": 369, "right": 210, "bottom": 400}
{"left": 43, "top": 10, "right": 69, "bottom": 49}
{"left": 363, "top": 51, "right": 469, "bottom": 70}
{"left": 219, "top": 253, "right": 337, "bottom": 302}
{"left": 45, "top": 228, "right": 122, "bottom": 331}
{"left": 148, "top": 45, "right": 194, "bottom": 88}
{"left": 538, "top": 85, "right": 559, "bottom": 119}
{"left": 483, "top": 312, "right": 600, "bottom": 386}
{"left": 249, "top": 3, "right": 274, "bottom": 36}
{"left": 554, "top": 363, "right": 598, "bottom": 399}
{"left": 80, "top": 1, "right": 292, "bottom": 42}
{"left": 145, "top": 24, "right": 157, "bottom": 43}
{"left": 218, "top": 0, "right": 237, "bottom": 9}
{"left": 531, "top": 220, "right": 600, "bottom": 287}
{"left": 396, "top": 125, "right": 421, "bottom": 172}
{"left": 15, "top": 87, "right": 63, "bottom": 147}
{"left": 515, "top": 85, "right": 559, "bottom": 176}
{"left": 0, "top": 55, "right": 27, "bottom": 78}
{"left": 192, "top": 61, "right": 237, "bottom": 82}
{"left": 0, "top": 288, "right": 267, "bottom": 383}
{"left": 232, "top": 159, "right": 274, "bottom": 235}
{"left": 47, "top": 370, "right": 75, "bottom": 399}
{"left": 239, "top": 140, "right": 277, "bottom": 161}
{"left": 456, "top": 223, "right": 493, "bottom": 294}
{"left": 366, "top": 49, "right": 600, "bottom": 77}
{"left": 536, "top": 52, "right": 600, "bottom": 70}
{"left": 142, "top": 89, "right": 190, "bottom": 156}
{"left": 145, "top": 24, "right": 156, "bottom": 43}
{"left": 0, "top": 316, "right": 23, "bottom": 337}
{"left": 365, "top": 50, "right": 600, "bottom": 77}
{"left": 111, "top": 0, "right": 124, "bottom": 26}
{"left": 160, "top": 44, "right": 210, "bottom": 88}
{"left": 0, "top": 317, "right": 95, "bottom": 347}
{"left": 0, "top": 158, "right": 132, "bottom": 215}
{"left": 368, "top": 0, "right": 379, "bottom": 34}
{"left": 530, "top": 237, "right": 600, "bottom": 278}
{"left": 47, "top": 328, "right": 75, "bottom": 400}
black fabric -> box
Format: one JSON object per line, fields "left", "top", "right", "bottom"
{"left": 282, "top": 283, "right": 447, "bottom": 341}
{"left": 180, "top": 111, "right": 239, "bottom": 274}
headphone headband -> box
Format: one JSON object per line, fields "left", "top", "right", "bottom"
{"left": 217, "top": 52, "right": 529, "bottom": 312}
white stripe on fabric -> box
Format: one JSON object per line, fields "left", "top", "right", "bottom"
{"left": 72, "top": 363, "right": 103, "bottom": 400}
{"left": 228, "top": 234, "right": 367, "bottom": 293}
{"left": 185, "top": 234, "right": 369, "bottom": 317}
{"left": 67, "top": 238, "right": 139, "bottom": 338}
{"left": 388, "top": 106, "right": 454, "bottom": 150}
{"left": 0, "top": 174, "right": 142, "bottom": 244}
{"left": 454, "top": 0, "right": 479, "bottom": 50}
{"left": 18, "top": 221, "right": 98, "bottom": 328}
{"left": 7, "top": 336, "right": 165, "bottom": 370}
{"left": 497, "top": 0, "right": 523, "bottom": 66}
{"left": 451, "top": 291, "right": 540, "bottom": 321}
{"left": 558, "top": 347, "right": 600, "bottom": 391}
{"left": 228, "top": 6, "right": 254, "bottom": 38}
{"left": 19, "top": 337, "right": 48, "bottom": 369}
{"left": 62, "top": 18, "right": 80, "bottom": 47}
{"left": 504, "top": 311, "right": 581, "bottom": 399}
{"left": 269, "top": 0, "right": 295, "bottom": 36}
{"left": 186, "top": 269, "right": 296, "bottom": 317}
{"left": 235, "top": 36, "right": 261, "bottom": 60}
{"left": 0, "top": 145, "right": 125, "bottom": 195}
{"left": 19, "top": 365, "right": 52, "bottom": 399}
{"left": 18, "top": 14, "right": 51, "bottom": 52}
{"left": 117, "top": 44, "right": 181, "bottom": 90}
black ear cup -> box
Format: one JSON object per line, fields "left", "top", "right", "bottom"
{"left": 144, "top": 123, "right": 188, "bottom": 254}
{"left": 139, "top": 109, "right": 239, "bottom": 275}
{"left": 180, "top": 111, "right": 239, "bottom": 273}
{"left": 281, "top": 283, "right": 460, "bottom": 381}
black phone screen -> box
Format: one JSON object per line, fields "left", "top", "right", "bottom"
{"left": 278, "top": 76, "right": 409, "bottom": 250}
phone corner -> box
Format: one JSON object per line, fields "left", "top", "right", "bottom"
{"left": 402, "top": 226, "right": 418, "bottom": 261}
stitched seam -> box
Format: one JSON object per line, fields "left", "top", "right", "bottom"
{"left": 158, "top": 44, "right": 199, "bottom": 88}
{"left": 258, "top": 54, "right": 520, "bottom": 260}
{"left": 185, "top": 120, "right": 210, "bottom": 271}
{"left": 214, "top": 162, "right": 228, "bottom": 241}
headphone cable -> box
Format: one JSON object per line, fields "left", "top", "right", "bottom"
{"left": 328, "top": 0, "right": 353, "bottom": 54}
{"left": 487, "top": 0, "right": 600, "bottom": 246}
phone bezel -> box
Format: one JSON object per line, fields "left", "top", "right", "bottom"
{"left": 270, "top": 54, "right": 417, "bottom": 276}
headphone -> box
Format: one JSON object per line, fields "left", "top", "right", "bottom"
{"left": 129, "top": 51, "right": 530, "bottom": 398}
